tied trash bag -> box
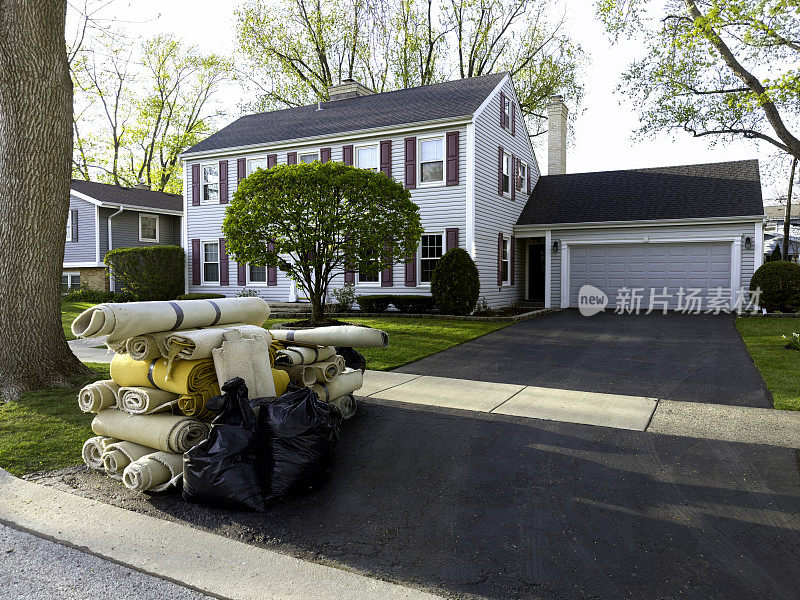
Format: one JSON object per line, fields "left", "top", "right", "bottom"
{"left": 253, "top": 384, "right": 341, "bottom": 500}
{"left": 182, "top": 378, "right": 266, "bottom": 512}
{"left": 335, "top": 347, "right": 367, "bottom": 373}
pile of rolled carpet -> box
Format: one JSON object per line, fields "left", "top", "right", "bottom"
{"left": 71, "top": 297, "right": 388, "bottom": 495}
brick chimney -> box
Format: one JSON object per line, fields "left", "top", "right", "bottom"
{"left": 547, "top": 95, "right": 568, "bottom": 175}
{"left": 327, "top": 78, "right": 374, "bottom": 102}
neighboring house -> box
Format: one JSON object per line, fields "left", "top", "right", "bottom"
{"left": 178, "top": 73, "right": 764, "bottom": 310}
{"left": 64, "top": 180, "right": 183, "bottom": 292}
{"left": 764, "top": 230, "right": 800, "bottom": 262}
{"left": 764, "top": 204, "right": 799, "bottom": 234}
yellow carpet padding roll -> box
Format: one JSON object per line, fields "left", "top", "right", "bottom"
{"left": 122, "top": 451, "right": 183, "bottom": 492}
{"left": 82, "top": 436, "right": 119, "bottom": 471}
{"left": 102, "top": 441, "right": 157, "bottom": 479}
{"left": 78, "top": 380, "right": 120, "bottom": 413}
{"left": 91, "top": 409, "right": 210, "bottom": 453}
{"left": 110, "top": 354, "right": 219, "bottom": 419}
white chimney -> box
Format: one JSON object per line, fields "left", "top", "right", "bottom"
{"left": 547, "top": 95, "right": 568, "bottom": 175}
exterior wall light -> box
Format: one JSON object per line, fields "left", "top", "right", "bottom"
{"left": 743, "top": 235, "right": 753, "bottom": 250}
{"left": 552, "top": 240, "right": 560, "bottom": 253}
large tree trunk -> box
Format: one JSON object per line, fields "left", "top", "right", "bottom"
{"left": 784, "top": 158, "right": 797, "bottom": 262}
{"left": 0, "top": 0, "right": 89, "bottom": 400}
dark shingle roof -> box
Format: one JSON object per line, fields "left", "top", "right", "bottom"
{"left": 183, "top": 73, "right": 506, "bottom": 155}
{"left": 516, "top": 160, "right": 764, "bottom": 226}
{"left": 71, "top": 180, "right": 183, "bottom": 213}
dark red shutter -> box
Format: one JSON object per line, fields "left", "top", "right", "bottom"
{"left": 446, "top": 131, "right": 459, "bottom": 186}
{"left": 344, "top": 260, "right": 355, "bottom": 284}
{"left": 320, "top": 147, "right": 331, "bottom": 163}
{"left": 527, "top": 164, "right": 532, "bottom": 194}
{"left": 497, "top": 233, "right": 503, "bottom": 286}
{"left": 219, "top": 160, "right": 229, "bottom": 203}
{"left": 510, "top": 236, "right": 515, "bottom": 285}
{"left": 404, "top": 252, "right": 417, "bottom": 287}
{"left": 191, "top": 164, "right": 200, "bottom": 206}
{"left": 267, "top": 154, "right": 277, "bottom": 168}
{"left": 498, "top": 146, "right": 504, "bottom": 195}
{"left": 511, "top": 155, "right": 516, "bottom": 201}
{"left": 237, "top": 262, "right": 246, "bottom": 286}
{"left": 404, "top": 137, "right": 416, "bottom": 189}
{"left": 500, "top": 93, "right": 506, "bottom": 128}
{"left": 343, "top": 145, "right": 353, "bottom": 166}
{"left": 237, "top": 158, "right": 246, "bottom": 185}
{"left": 71, "top": 209, "right": 78, "bottom": 242}
{"left": 287, "top": 152, "right": 297, "bottom": 165}
{"left": 267, "top": 242, "right": 277, "bottom": 286}
{"left": 380, "top": 140, "right": 392, "bottom": 178}
{"left": 511, "top": 102, "right": 516, "bottom": 136}
{"left": 446, "top": 228, "right": 459, "bottom": 251}
{"left": 191, "top": 239, "right": 201, "bottom": 285}
{"left": 219, "top": 238, "right": 229, "bottom": 286}
{"left": 381, "top": 247, "right": 393, "bottom": 287}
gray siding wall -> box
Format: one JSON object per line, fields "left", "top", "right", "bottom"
{"left": 184, "top": 124, "right": 469, "bottom": 300}
{"left": 473, "top": 77, "right": 539, "bottom": 308}
{"left": 98, "top": 208, "right": 180, "bottom": 256}
{"left": 64, "top": 195, "right": 98, "bottom": 264}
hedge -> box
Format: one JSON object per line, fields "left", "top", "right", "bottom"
{"left": 61, "top": 289, "right": 135, "bottom": 303}
{"left": 177, "top": 293, "right": 227, "bottom": 301}
{"left": 104, "top": 245, "right": 185, "bottom": 301}
{"left": 355, "top": 294, "right": 437, "bottom": 313}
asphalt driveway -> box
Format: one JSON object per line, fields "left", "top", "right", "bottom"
{"left": 397, "top": 310, "right": 772, "bottom": 407}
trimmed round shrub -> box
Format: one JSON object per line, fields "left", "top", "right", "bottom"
{"left": 105, "top": 245, "right": 185, "bottom": 301}
{"left": 177, "top": 292, "right": 227, "bottom": 300}
{"left": 392, "top": 295, "right": 435, "bottom": 313}
{"left": 750, "top": 261, "right": 800, "bottom": 312}
{"left": 430, "top": 248, "right": 480, "bottom": 316}
{"left": 356, "top": 295, "right": 392, "bottom": 312}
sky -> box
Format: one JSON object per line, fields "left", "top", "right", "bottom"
{"left": 83, "top": 0, "right": 783, "bottom": 200}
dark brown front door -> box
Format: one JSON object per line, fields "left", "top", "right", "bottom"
{"left": 528, "top": 242, "right": 546, "bottom": 302}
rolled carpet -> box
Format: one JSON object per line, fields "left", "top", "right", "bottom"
{"left": 122, "top": 451, "right": 183, "bottom": 492}
{"left": 71, "top": 297, "right": 270, "bottom": 343}
{"left": 270, "top": 325, "right": 388, "bottom": 348}
{"left": 102, "top": 441, "right": 156, "bottom": 479}
{"left": 212, "top": 330, "right": 288, "bottom": 399}
{"left": 110, "top": 354, "right": 220, "bottom": 419}
{"left": 274, "top": 345, "right": 336, "bottom": 367}
{"left": 310, "top": 355, "right": 345, "bottom": 383}
{"left": 165, "top": 324, "right": 267, "bottom": 362}
{"left": 82, "top": 436, "right": 120, "bottom": 471}
{"left": 125, "top": 333, "right": 169, "bottom": 361}
{"left": 91, "top": 409, "right": 210, "bottom": 453}
{"left": 78, "top": 380, "right": 120, "bottom": 413}
{"left": 310, "top": 368, "right": 364, "bottom": 402}
{"left": 118, "top": 386, "right": 180, "bottom": 415}
{"left": 280, "top": 364, "right": 316, "bottom": 386}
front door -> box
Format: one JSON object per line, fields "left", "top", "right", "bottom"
{"left": 528, "top": 242, "right": 546, "bottom": 302}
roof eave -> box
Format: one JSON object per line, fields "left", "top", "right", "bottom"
{"left": 515, "top": 214, "right": 766, "bottom": 231}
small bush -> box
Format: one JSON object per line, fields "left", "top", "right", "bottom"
{"left": 177, "top": 292, "right": 227, "bottom": 300}
{"left": 61, "top": 289, "right": 136, "bottom": 303}
{"left": 431, "top": 248, "right": 480, "bottom": 315}
{"left": 236, "top": 288, "right": 261, "bottom": 298}
{"left": 770, "top": 246, "right": 783, "bottom": 262}
{"left": 783, "top": 332, "right": 800, "bottom": 351}
{"left": 392, "top": 295, "right": 435, "bottom": 313}
{"left": 356, "top": 295, "right": 393, "bottom": 312}
{"left": 105, "top": 245, "right": 185, "bottom": 301}
{"left": 332, "top": 283, "right": 356, "bottom": 310}
{"left": 750, "top": 261, "right": 800, "bottom": 312}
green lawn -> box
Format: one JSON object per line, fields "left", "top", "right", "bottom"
{"left": 0, "top": 363, "right": 109, "bottom": 476}
{"left": 62, "top": 301, "right": 96, "bottom": 341}
{"left": 736, "top": 317, "right": 800, "bottom": 411}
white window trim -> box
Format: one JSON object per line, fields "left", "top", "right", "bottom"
{"left": 502, "top": 152, "right": 511, "bottom": 197}
{"left": 201, "top": 240, "right": 220, "bottom": 285}
{"left": 503, "top": 99, "right": 511, "bottom": 130}
{"left": 62, "top": 272, "right": 80, "bottom": 292}
{"left": 418, "top": 231, "right": 444, "bottom": 286}
{"left": 247, "top": 157, "right": 268, "bottom": 176}
{"left": 247, "top": 263, "right": 269, "bottom": 287}
{"left": 417, "top": 135, "right": 446, "bottom": 188}
{"left": 138, "top": 213, "right": 159, "bottom": 243}
{"left": 501, "top": 238, "right": 510, "bottom": 283}
{"left": 200, "top": 163, "right": 220, "bottom": 206}
{"left": 518, "top": 162, "right": 526, "bottom": 192}
{"left": 355, "top": 143, "right": 379, "bottom": 171}
{"left": 66, "top": 210, "right": 73, "bottom": 242}
{"left": 299, "top": 151, "right": 320, "bottom": 164}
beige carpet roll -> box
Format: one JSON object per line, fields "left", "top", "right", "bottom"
{"left": 310, "top": 355, "right": 345, "bottom": 383}
{"left": 102, "top": 441, "right": 156, "bottom": 479}
{"left": 274, "top": 345, "right": 336, "bottom": 367}
{"left": 71, "top": 297, "right": 270, "bottom": 343}
{"left": 166, "top": 324, "right": 266, "bottom": 362}
{"left": 78, "top": 380, "right": 120, "bottom": 413}
{"left": 280, "top": 364, "right": 316, "bottom": 386}
{"left": 270, "top": 325, "right": 388, "bottom": 348}
{"left": 118, "top": 386, "right": 180, "bottom": 415}
{"left": 122, "top": 451, "right": 183, "bottom": 492}
{"left": 212, "top": 330, "right": 288, "bottom": 399}
{"left": 125, "top": 333, "right": 169, "bottom": 361}
{"left": 91, "top": 409, "right": 210, "bottom": 453}
{"left": 311, "top": 368, "right": 364, "bottom": 402}
{"left": 82, "top": 436, "right": 119, "bottom": 471}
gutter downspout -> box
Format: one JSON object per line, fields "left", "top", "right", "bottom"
{"left": 107, "top": 205, "right": 124, "bottom": 291}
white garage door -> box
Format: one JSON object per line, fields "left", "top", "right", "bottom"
{"left": 568, "top": 242, "right": 732, "bottom": 309}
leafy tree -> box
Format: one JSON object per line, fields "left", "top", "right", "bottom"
{"left": 223, "top": 162, "right": 424, "bottom": 323}
{"left": 0, "top": 0, "right": 89, "bottom": 400}
{"left": 597, "top": 0, "right": 800, "bottom": 159}
{"left": 234, "top": 0, "right": 584, "bottom": 137}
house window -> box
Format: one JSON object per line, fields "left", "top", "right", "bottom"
{"left": 139, "top": 214, "right": 159, "bottom": 242}
{"left": 502, "top": 153, "right": 511, "bottom": 194}
{"left": 61, "top": 272, "right": 80, "bottom": 292}
{"left": 503, "top": 98, "right": 511, "bottom": 128}
{"left": 249, "top": 264, "right": 267, "bottom": 284}
{"left": 518, "top": 162, "right": 526, "bottom": 191}
{"left": 247, "top": 158, "right": 267, "bottom": 175}
{"left": 358, "top": 258, "right": 380, "bottom": 284}
{"left": 420, "top": 233, "right": 443, "bottom": 283}
{"left": 66, "top": 211, "right": 73, "bottom": 242}
{"left": 202, "top": 241, "right": 220, "bottom": 283}
{"left": 299, "top": 152, "right": 318, "bottom": 164}
{"left": 419, "top": 137, "right": 444, "bottom": 184}
{"left": 356, "top": 145, "right": 378, "bottom": 171}
{"left": 501, "top": 238, "right": 509, "bottom": 282}
{"left": 201, "top": 164, "right": 219, "bottom": 204}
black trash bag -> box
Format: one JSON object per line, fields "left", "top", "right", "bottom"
{"left": 335, "top": 346, "right": 366, "bottom": 373}
{"left": 253, "top": 385, "right": 341, "bottom": 500}
{"left": 182, "top": 377, "right": 267, "bottom": 512}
